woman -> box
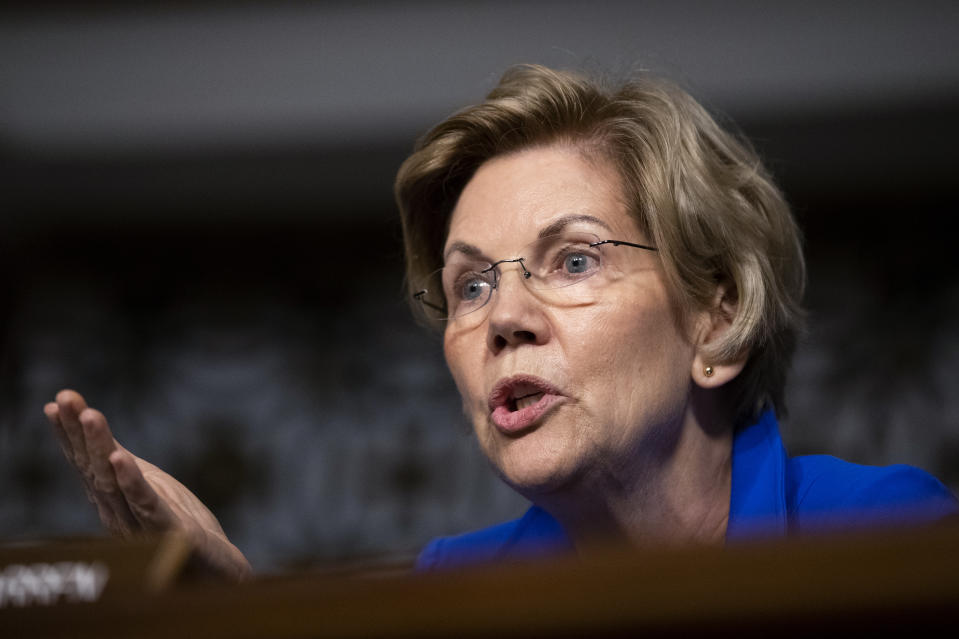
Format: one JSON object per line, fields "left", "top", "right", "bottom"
{"left": 44, "top": 65, "right": 957, "bottom": 578}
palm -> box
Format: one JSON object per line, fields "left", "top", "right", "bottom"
{"left": 44, "top": 389, "right": 251, "bottom": 581}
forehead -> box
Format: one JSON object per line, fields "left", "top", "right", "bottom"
{"left": 444, "top": 145, "right": 635, "bottom": 256}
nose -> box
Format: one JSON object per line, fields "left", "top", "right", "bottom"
{"left": 485, "top": 265, "right": 551, "bottom": 354}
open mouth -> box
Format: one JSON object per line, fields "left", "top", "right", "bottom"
{"left": 508, "top": 390, "right": 544, "bottom": 412}
{"left": 488, "top": 376, "right": 565, "bottom": 434}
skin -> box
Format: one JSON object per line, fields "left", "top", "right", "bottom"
{"left": 43, "top": 144, "right": 745, "bottom": 575}
{"left": 442, "top": 144, "right": 745, "bottom": 552}
{"left": 44, "top": 390, "right": 251, "bottom": 580}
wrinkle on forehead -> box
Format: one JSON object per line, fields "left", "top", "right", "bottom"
{"left": 443, "top": 145, "right": 637, "bottom": 261}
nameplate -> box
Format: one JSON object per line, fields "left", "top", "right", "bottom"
{"left": 0, "top": 533, "right": 191, "bottom": 609}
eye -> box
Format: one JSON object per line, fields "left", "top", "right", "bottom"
{"left": 446, "top": 270, "right": 491, "bottom": 304}
{"left": 459, "top": 277, "right": 487, "bottom": 301}
{"left": 564, "top": 252, "right": 592, "bottom": 274}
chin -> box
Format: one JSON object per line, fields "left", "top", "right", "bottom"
{"left": 482, "top": 430, "right": 585, "bottom": 498}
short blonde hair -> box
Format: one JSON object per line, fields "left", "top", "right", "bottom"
{"left": 395, "top": 64, "right": 805, "bottom": 424}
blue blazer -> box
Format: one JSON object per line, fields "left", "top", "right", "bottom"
{"left": 417, "top": 410, "right": 958, "bottom": 571}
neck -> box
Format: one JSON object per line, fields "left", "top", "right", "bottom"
{"left": 536, "top": 405, "right": 734, "bottom": 556}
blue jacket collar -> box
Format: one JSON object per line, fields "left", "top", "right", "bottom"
{"left": 725, "top": 408, "right": 789, "bottom": 541}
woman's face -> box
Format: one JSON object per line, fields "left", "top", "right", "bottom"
{"left": 443, "top": 145, "right": 702, "bottom": 499}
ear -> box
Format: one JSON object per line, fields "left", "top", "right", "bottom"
{"left": 690, "top": 283, "right": 748, "bottom": 389}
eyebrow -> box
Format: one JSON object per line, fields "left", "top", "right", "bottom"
{"left": 444, "top": 240, "right": 484, "bottom": 261}
{"left": 443, "top": 213, "right": 613, "bottom": 261}
{"left": 537, "top": 214, "right": 611, "bottom": 238}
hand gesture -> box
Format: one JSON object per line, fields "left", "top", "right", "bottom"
{"left": 44, "top": 389, "right": 252, "bottom": 581}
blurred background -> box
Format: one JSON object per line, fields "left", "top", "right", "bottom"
{"left": 1, "top": 1, "right": 957, "bottom": 572}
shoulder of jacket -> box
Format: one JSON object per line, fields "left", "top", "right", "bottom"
{"left": 785, "top": 454, "right": 958, "bottom": 529}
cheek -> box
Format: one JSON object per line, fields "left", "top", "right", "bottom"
{"left": 442, "top": 332, "right": 463, "bottom": 388}
{"left": 443, "top": 331, "right": 481, "bottom": 411}
{"left": 579, "top": 292, "right": 694, "bottom": 422}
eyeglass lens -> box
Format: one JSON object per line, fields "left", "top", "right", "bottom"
{"left": 417, "top": 232, "right": 621, "bottom": 322}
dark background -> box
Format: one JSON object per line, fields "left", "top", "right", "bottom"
{"left": 2, "top": 1, "right": 958, "bottom": 572}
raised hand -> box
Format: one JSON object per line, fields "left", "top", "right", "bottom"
{"left": 44, "top": 389, "right": 252, "bottom": 581}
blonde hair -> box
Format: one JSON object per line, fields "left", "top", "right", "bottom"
{"left": 395, "top": 64, "right": 805, "bottom": 424}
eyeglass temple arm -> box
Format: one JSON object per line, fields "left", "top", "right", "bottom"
{"left": 590, "top": 239, "right": 658, "bottom": 252}
{"left": 413, "top": 289, "right": 448, "bottom": 313}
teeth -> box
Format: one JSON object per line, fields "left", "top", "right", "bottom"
{"left": 514, "top": 393, "right": 543, "bottom": 410}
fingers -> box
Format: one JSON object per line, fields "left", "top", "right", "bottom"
{"left": 111, "top": 449, "right": 178, "bottom": 532}
{"left": 80, "top": 407, "right": 120, "bottom": 492}
{"left": 45, "top": 389, "right": 191, "bottom": 540}
{"left": 54, "top": 389, "right": 91, "bottom": 469}
{"left": 80, "top": 408, "right": 139, "bottom": 533}
{"left": 45, "top": 390, "right": 144, "bottom": 536}
{"left": 44, "top": 402, "right": 73, "bottom": 463}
